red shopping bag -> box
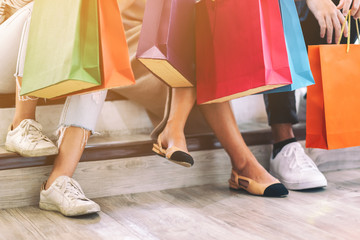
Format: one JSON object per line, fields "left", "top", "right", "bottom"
{"left": 51, "top": 0, "right": 135, "bottom": 99}
{"left": 196, "top": 0, "right": 292, "bottom": 104}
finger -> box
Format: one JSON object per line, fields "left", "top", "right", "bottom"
{"left": 337, "top": 0, "right": 345, "bottom": 9}
{"left": 351, "top": 0, "right": 360, "bottom": 17}
{"left": 355, "top": 10, "right": 360, "bottom": 19}
{"left": 326, "top": 16, "right": 334, "bottom": 43}
{"left": 338, "top": 10, "right": 348, "bottom": 38}
{"left": 318, "top": 17, "right": 327, "bottom": 39}
{"left": 342, "top": 0, "right": 352, "bottom": 16}
{"left": 333, "top": 14, "right": 342, "bottom": 43}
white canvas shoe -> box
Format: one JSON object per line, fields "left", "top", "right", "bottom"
{"left": 5, "top": 119, "right": 58, "bottom": 157}
{"left": 39, "top": 176, "right": 100, "bottom": 217}
{"left": 270, "top": 142, "right": 327, "bottom": 190}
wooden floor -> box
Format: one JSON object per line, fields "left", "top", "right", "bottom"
{"left": 0, "top": 169, "right": 359, "bottom": 240}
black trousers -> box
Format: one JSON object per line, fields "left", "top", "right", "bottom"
{"left": 264, "top": 0, "right": 357, "bottom": 125}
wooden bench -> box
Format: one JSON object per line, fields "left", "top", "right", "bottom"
{"left": 0, "top": 91, "right": 306, "bottom": 171}
{"left": 0, "top": 123, "right": 306, "bottom": 171}
{"left": 0, "top": 92, "right": 307, "bottom": 209}
{"left": 0, "top": 90, "right": 126, "bottom": 108}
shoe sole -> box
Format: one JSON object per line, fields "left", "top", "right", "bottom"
{"left": 5, "top": 144, "right": 58, "bottom": 157}
{"left": 270, "top": 171, "right": 327, "bottom": 190}
{"left": 152, "top": 144, "right": 192, "bottom": 168}
{"left": 39, "top": 202, "right": 100, "bottom": 217}
{"left": 228, "top": 179, "right": 288, "bottom": 197}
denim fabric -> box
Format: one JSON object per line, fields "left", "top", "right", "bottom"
{"left": 59, "top": 90, "right": 107, "bottom": 133}
{"left": 263, "top": 91, "right": 298, "bottom": 125}
{"left": 295, "top": 0, "right": 309, "bottom": 22}
{"left": 263, "top": 0, "right": 305, "bottom": 125}
{"left": 0, "top": 2, "right": 32, "bottom": 93}
{"left": 13, "top": 2, "right": 106, "bottom": 133}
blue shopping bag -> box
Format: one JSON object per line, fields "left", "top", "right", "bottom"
{"left": 262, "top": 0, "right": 314, "bottom": 94}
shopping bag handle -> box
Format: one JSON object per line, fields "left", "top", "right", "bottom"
{"left": 338, "top": 10, "right": 360, "bottom": 52}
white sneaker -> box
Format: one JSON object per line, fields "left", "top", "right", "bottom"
{"left": 39, "top": 176, "right": 100, "bottom": 216}
{"left": 5, "top": 119, "right": 58, "bottom": 157}
{"left": 270, "top": 142, "right": 327, "bottom": 190}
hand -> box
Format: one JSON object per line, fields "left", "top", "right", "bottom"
{"left": 338, "top": 0, "right": 360, "bottom": 19}
{"left": 306, "top": 0, "right": 348, "bottom": 43}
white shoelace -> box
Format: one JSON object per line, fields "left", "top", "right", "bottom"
{"left": 20, "top": 120, "right": 50, "bottom": 143}
{"left": 282, "top": 144, "right": 317, "bottom": 172}
{"left": 57, "top": 178, "right": 88, "bottom": 202}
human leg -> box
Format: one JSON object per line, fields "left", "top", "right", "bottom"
{"left": 4, "top": 2, "right": 57, "bottom": 157}
{"left": 263, "top": 91, "right": 298, "bottom": 157}
{"left": 261, "top": 0, "right": 360, "bottom": 190}
{"left": 40, "top": 90, "right": 107, "bottom": 216}
{"left": 199, "top": 102, "right": 288, "bottom": 197}
{"left": 0, "top": 2, "right": 37, "bottom": 124}
{"left": 0, "top": 1, "right": 32, "bottom": 93}
{"left": 153, "top": 87, "right": 196, "bottom": 167}
{"left": 5, "top": 79, "right": 58, "bottom": 157}
{"left": 264, "top": 91, "right": 327, "bottom": 190}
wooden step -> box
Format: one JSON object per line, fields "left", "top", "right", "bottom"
{"left": 0, "top": 91, "right": 126, "bottom": 108}
{"left": 0, "top": 124, "right": 303, "bottom": 209}
{"left": 1, "top": 122, "right": 359, "bottom": 210}
{"left": 0, "top": 145, "right": 271, "bottom": 209}
{"left": 0, "top": 124, "right": 306, "bottom": 171}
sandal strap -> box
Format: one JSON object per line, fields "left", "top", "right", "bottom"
{"left": 230, "top": 169, "right": 280, "bottom": 195}
{"left": 155, "top": 133, "right": 190, "bottom": 159}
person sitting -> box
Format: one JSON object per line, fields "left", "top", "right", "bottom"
{"left": 1, "top": 0, "right": 105, "bottom": 216}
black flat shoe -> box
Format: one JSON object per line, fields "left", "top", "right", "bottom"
{"left": 229, "top": 170, "right": 288, "bottom": 197}
{"left": 152, "top": 135, "right": 194, "bottom": 167}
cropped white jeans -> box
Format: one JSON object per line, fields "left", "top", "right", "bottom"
{"left": 0, "top": 2, "right": 106, "bottom": 141}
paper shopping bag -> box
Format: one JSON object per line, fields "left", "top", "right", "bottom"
{"left": 263, "top": 0, "right": 314, "bottom": 94}
{"left": 20, "top": 0, "right": 101, "bottom": 98}
{"left": 96, "top": 0, "right": 135, "bottom": 90}
{"left": 307, "top": 44, "right": 360, "bottom": 149}
{"left": 51, "top": 0, "right": 135, "bottom": 99}
{"left": 136, "top": 0, "right": 196, "bottom": 87}
{"left": 196, "top": 0, "right": 292, "bottom": 104}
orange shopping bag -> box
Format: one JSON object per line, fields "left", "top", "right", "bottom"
{"left": 96, "top": 0, "right": 135, "bottom": 90}
{"left": 51, "top": 0, "right": 135, "bottom": 99}
{"left": 306, "top": 15, "right": 360, "bottom": 149}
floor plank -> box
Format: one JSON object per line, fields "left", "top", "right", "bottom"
{"left": 0, "top": 169, "right": 359, "bottom": 240}
{"left": 0, "top": 207, "right": 140, "bottom": 240}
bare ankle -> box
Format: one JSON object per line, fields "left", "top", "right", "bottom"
{"left": 159, "top": 125, "right": 187, "bottom": 151}
{"left": 230, "top": 148, "right": 258, "bottom": 172}
{"left": 161, "top": 124, "right": 185, "bottom": 141}
{"left": 231, "top": 158, "right": 250, "bottom": 174}
{"left": 46, "top": 173, "right": 72, "bottom": 190}
{"left": 11, "top": 120, "right": 22, "bottom": 130}
{"left": 44, "top": 180, "right": 53, "bottom": 190}
{"left": 12, "top": 117, "right": 35, "bottom": 129}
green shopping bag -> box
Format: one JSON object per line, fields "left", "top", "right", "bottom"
{"left": 20, "top": 0, "right": 101, "bottom": 98}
